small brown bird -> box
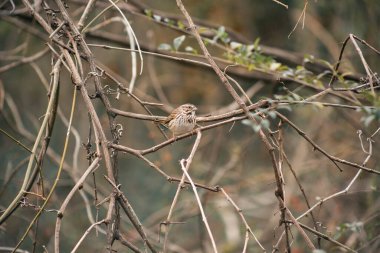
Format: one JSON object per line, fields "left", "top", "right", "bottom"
{"left": 160, "top": 104, "right": 197, "bottom": 137}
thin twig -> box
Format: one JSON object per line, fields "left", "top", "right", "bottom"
{"left": 178, "top": 131, "right": 218, "bottom": 252}
{"left": 70, "top": 219, "right": 107, "bottom": 253}
{"left": 77, "top": 0, "right": 96, "bottom": 31}
{"left": 299, "top": 222, "right": 357, "bottom": 253}
{"left": 0, "top": 59, "right": 60, "bottom": 226}
{"left": 11, "top": 60, "right": 74, "bottom": 253}
{"left": 220, "top": 188, "right": 266, "bottom": 252}
{"left": 104, "top": 176, "right": 158, "bottom": 253}
{"left": 162, "top": 130, "right": 202, "bottom": 252}
{"left": 276, "top": 112, "right": 380, "bottom": 175}
{"left": 54, "top": 158, "right": 100, "bottom": 253}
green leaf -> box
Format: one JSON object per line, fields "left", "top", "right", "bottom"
{"left": 241, "top": 119, "right": 252, "bottom": 126}
{"left": 316, "top": 70, "right": 332, "bottom": 80}
{"left": 253, "top": 124, "right": 261, "bottom": 132}
{"left": 247, "top": 44, "right": 255, "bottom": 52}
{"left": 316, "top": 58, "right": 334, "bottom": 70}
{"left": 173, "top": 35, "right": 186, "bottom": 51}
{"left": 185, "top": 46, "right": 197, "bottom": 54}
{"left": 260, "top": 119, "right": 270, "bottom": 129}
{"left": 303, "top": 54, "right": 314, "bottom": 63}
{"left": 230, "top": 41, "right": 242, "bottom": 50}
{"left": 177, "top": 21, "right": 185, "bottom": 30}
{"left": 291, "top": 93, "right": 303, "bottom": 101}
{"left": 153, "top": 14, "right": 162, "bottom": 22}
{"left": 363, "top": 115, "right": 375, "bottom": 127}
{"left": 349, "top": 221, "right": 363, "bottom": 232}
{"left": 144, "top": 9, "right": 153, "bottom": 18}
{"left": 216, "top": 26, "right": 226, "bottom": 37}
{"left": 312, "top": 250, "right": 326, "bottom": 253}
{"left": 278, "top": 105, "right": 292, "bottom": 112}
{"left": 253, "top": 37, "right": 261, "bottom": 51}
{"left": 198, "top": 27, "right": 210, "bottom": 34}
{"left": 158, "top": 43, "right": 172, "bottom": 51}
{"left": 268, "top": 111, "right": 277, "bottom": 119}
{"left": 269, "top": 62, "right": 281, "bottom": 71}
{"left": 212, "top": 26, "right": 229, "bottom": 44}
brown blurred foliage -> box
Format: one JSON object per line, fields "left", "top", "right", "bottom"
{"left": 0, "top": 1, "right": 379, "bottom": 252}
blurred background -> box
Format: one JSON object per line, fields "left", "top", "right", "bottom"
{"left": 1, "top": 0, "right": 380, "bottom": 252}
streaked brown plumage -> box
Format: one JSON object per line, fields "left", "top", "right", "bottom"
{"left": 160, "top": 104, "right": 197, "bottom": 136}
